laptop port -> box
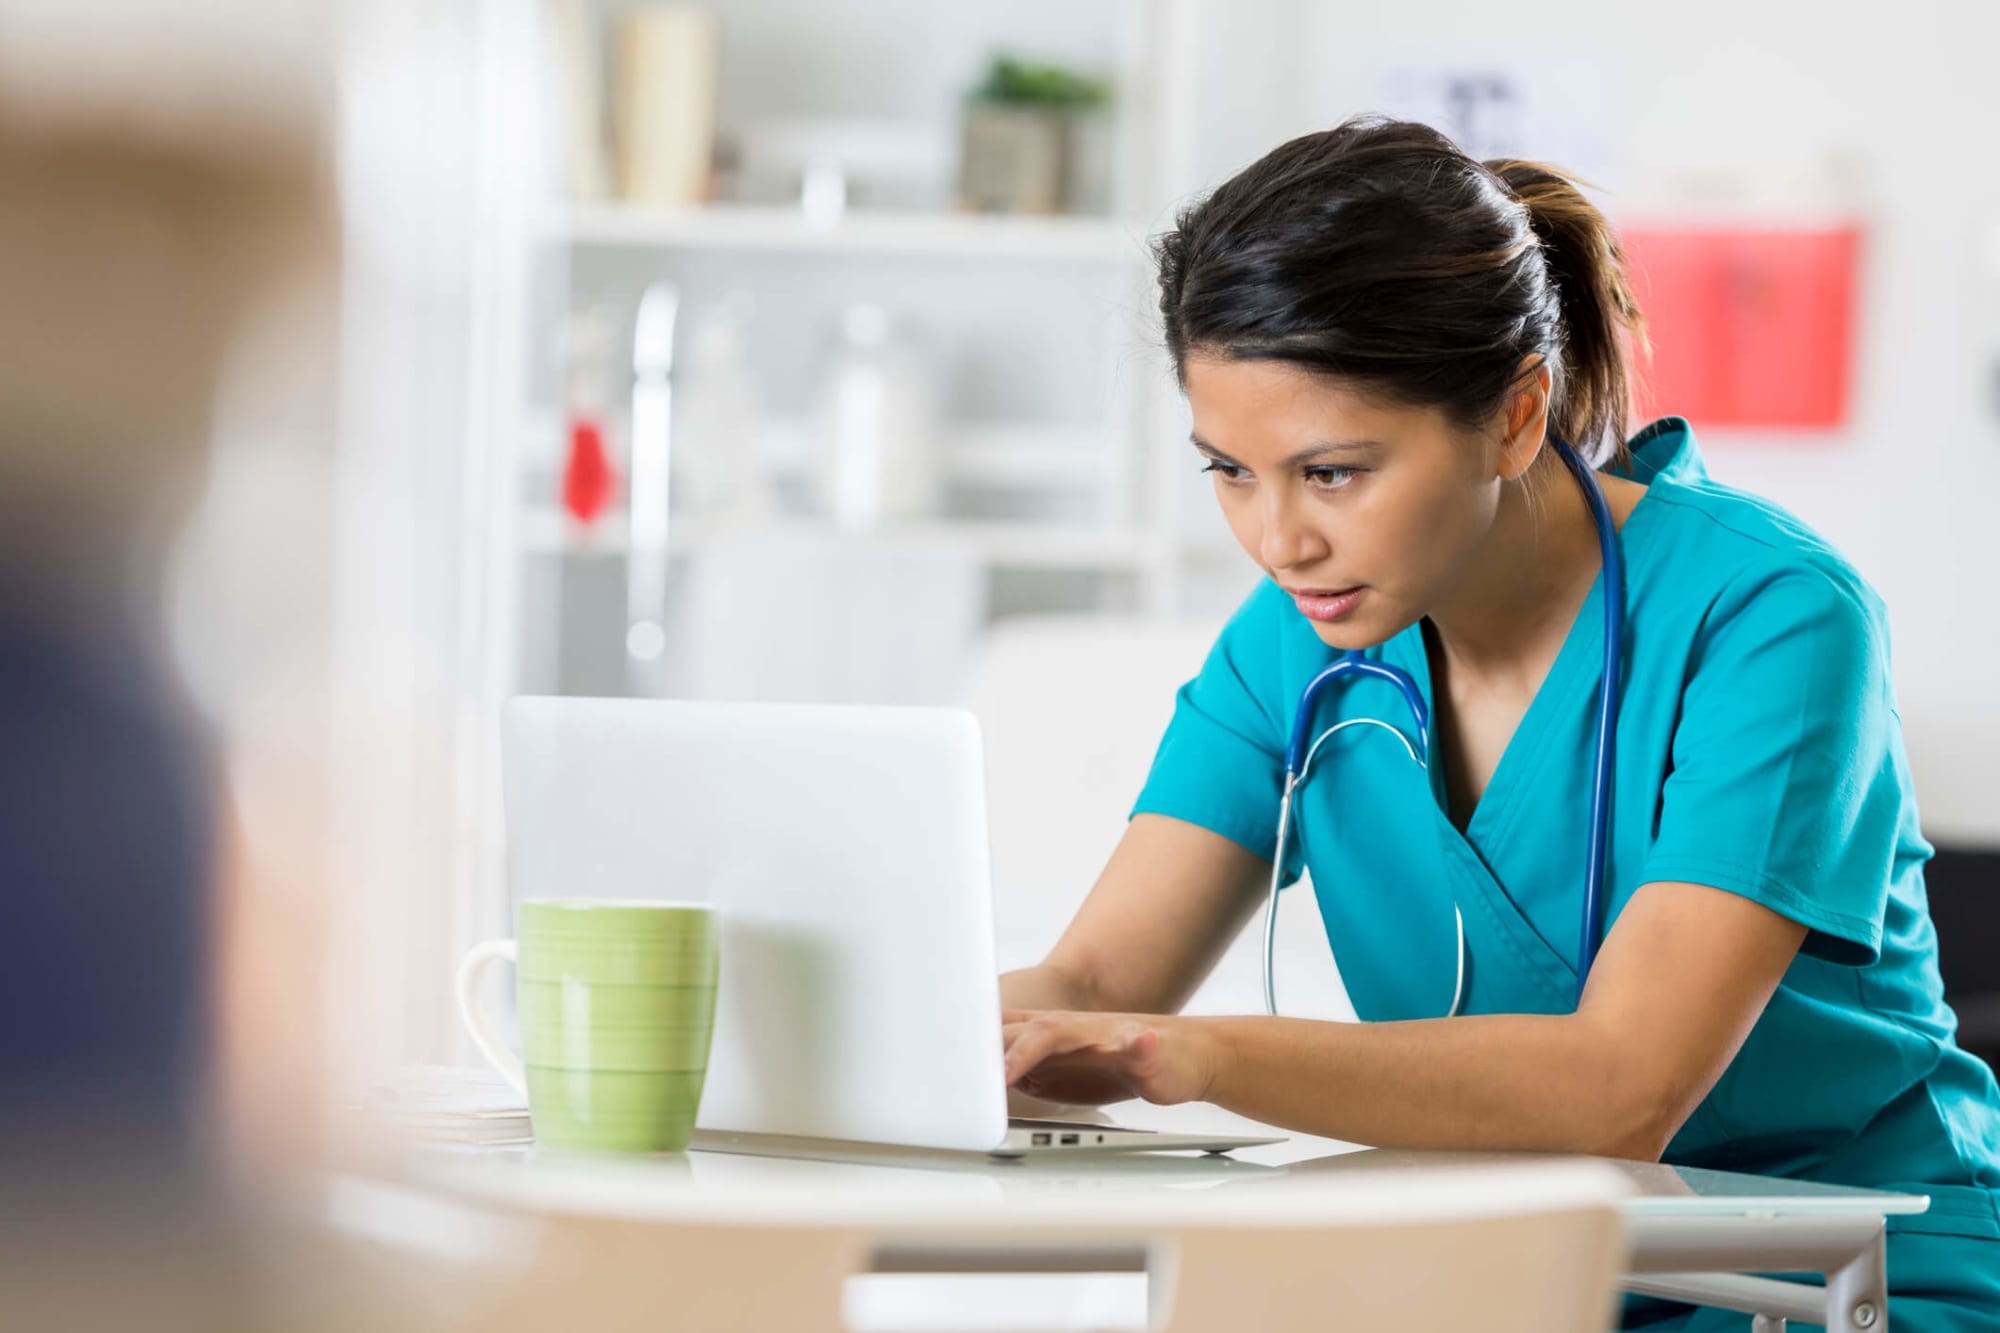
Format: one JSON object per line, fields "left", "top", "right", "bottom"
{"left": 1031, "top": 1132, "right": 1051, "bottom": 1146}
{"left": 1059, "top": 1133, "right": 1080, "bottom": 1145}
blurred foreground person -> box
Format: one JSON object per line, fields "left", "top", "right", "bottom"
{"left": 0, "top": 1, "right": 330, "bottom": 1173}
{"left": 0, "top": 4, "right": 350, "bottom": 1329}
{"left": 0, "top": 8, "right": 785, "bottom": 1331}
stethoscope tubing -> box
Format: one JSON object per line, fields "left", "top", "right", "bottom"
{"left": 1552, "top": 438, "right": 1625, "bottom": 999}
{"left": 1262, "top": 436, "right": 1623, "bottom": 1018}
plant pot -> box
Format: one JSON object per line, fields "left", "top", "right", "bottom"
{"left": 958, "top": 105, "right": 1079, "bottom": 215}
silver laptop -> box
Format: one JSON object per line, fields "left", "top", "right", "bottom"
{"left": 502, "top": 696, "right": 1281, "bottom": 1160}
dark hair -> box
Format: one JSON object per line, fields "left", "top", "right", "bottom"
{"left": 1153, "top": 116, "right": 1645, "bottom": 469}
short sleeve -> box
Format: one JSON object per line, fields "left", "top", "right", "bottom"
{"left": 1642, "top": 565, "right": 1900, "bottom": 965}
{"left": 1129, "top": 583, "right": 1305, "bottom": 884}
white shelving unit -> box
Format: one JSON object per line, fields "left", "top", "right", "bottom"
{"left": 506, "top": 0, "right": 1213, "bottom": 704}
{"left": 519, "top": 511, "right": 1164, "bottom": 571}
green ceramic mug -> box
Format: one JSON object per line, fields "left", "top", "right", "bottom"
{"left": 455, "top": 899, "right": 721, "bottom": 1152}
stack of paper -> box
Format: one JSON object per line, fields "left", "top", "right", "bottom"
{"left": 353, "top": 1064, "right": 533, "bottom": 1146}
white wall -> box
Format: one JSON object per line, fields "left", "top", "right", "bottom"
{"left": 1177, "top": 0, "right": 2000, "bottom": 839}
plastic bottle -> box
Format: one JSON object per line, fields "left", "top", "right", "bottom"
{"left": 560, "top": 303, "right": 621, "bottom": 528}
{"left": 673, "top": 292, "right": 771, "bottom": 523}
{"left": 813, "top": 303, "right": 938, "bottom": 530}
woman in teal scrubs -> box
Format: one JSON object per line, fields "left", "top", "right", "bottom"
{"left": 998, "top": 117, "right": 2000, "bottom": 1330}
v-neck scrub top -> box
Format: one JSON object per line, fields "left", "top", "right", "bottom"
{"left": 1132, "top": 418, "right": 2000, "bottom": 1329}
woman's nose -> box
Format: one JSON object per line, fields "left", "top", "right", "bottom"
{"left": 1258, "top": 494, "right": 1330, "bottom": 572}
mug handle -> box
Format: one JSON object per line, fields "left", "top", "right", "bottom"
{"left": 454, "top": 939, "right": 527, "bottom": 1097}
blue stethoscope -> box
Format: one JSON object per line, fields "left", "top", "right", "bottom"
{"left": 1261, "top": 436, "right": 1625, "bottom": 1020}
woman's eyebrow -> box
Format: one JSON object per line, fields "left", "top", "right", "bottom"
{"left": 1189, "top": 435, "right": 1381, "bottom": 468}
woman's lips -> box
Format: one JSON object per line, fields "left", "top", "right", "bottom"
{"left": 1286, "top": 586, "right": 1365, "bottom": 623}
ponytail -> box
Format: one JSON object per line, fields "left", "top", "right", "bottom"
{"left": 1483, "top": 159, "right": 1648, "bottom": 468}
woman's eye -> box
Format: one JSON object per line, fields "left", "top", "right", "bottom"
{"left": 1199, "top": 460, "right": 1362, "bottom": 490}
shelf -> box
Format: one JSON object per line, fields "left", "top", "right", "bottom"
{"left": 548, "top": 202, "right": 1151, "bottom": 263}
{"left": 518, "top": 511, "right": 1162, "bottom": 572}
{"left": 520, "top": 419, "right": 1118, "bottom": 494}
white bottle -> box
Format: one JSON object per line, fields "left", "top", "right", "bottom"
{"left": 813, "top": 303, "right": 938, "bottom": 530}
{"left": 673, "top": 293, "right": 771, "bottom": 524}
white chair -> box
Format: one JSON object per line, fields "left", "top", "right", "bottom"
{"left": 962, "top": 614, "right": 1356, "bottom": 1022}
{"left": 667, "top": 530, "right": 987, "bottom": 707}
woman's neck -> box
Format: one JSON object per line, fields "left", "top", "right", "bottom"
{"left": 1425, "top": 459, "right": 1635, "bottom": 691}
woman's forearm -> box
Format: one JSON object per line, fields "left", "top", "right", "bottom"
{"left": 1187, "top": 1012, "right": 1676, "bottom": 1160}
{"left": 999, "top": 961, "right": 1101, "bottom": 1013}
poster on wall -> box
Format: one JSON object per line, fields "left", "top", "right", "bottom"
{"left": 1376, "top": 53, "right": 1613, "bottom": 182}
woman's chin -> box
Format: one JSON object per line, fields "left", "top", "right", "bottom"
{"left": 1303, "top": 614, "right": 1398, "bottom": 653}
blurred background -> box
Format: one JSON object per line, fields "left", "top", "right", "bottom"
{"left": 6, "top": 0, "right": 2000, "bottom": 1282}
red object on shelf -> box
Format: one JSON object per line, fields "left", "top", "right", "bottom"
{"left": 1621, "top": 225, "right": 1861, "bottom": 430}
{"left": 562, "top": 416, "right": 616, "bottom": 526}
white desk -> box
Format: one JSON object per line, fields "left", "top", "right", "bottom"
{"left": 408, "top": 1121, "right": 1928, "bottom": 1333}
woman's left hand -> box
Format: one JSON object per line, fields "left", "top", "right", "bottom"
{"left": 1001, "top": 1009, "right": 1219, "bottom": 1108}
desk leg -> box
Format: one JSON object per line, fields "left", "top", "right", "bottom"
{"left": 1624, "top": 1216, "right": 1888, "bottom": 1320}
{"left": 1823, "top": 1226, "right": 1888, "bottom": 1333}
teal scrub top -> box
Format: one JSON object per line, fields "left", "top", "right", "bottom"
{"left": 1132, "top": 417, "right": 2000, "bottom": 1247}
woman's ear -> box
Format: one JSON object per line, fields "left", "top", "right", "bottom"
{"left": 1496, "top": 357, "right": 1554, "bottom": 482}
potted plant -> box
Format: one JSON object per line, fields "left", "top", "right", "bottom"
{"left": 957, "top": 54, "right": 1112, "bottom": 216}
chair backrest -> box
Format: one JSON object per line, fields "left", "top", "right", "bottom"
{"left": 963, "top": 613, "right": 1355, "bottom": 1021}
{"left": 1153, "top": 1207, "right": 1626, "bottom": 1333}
{"left": 963, "top": 614, "right": 1219, "bottom": 968}
{"left": 653, "top": 530, "right": 987, "bottom": 706}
